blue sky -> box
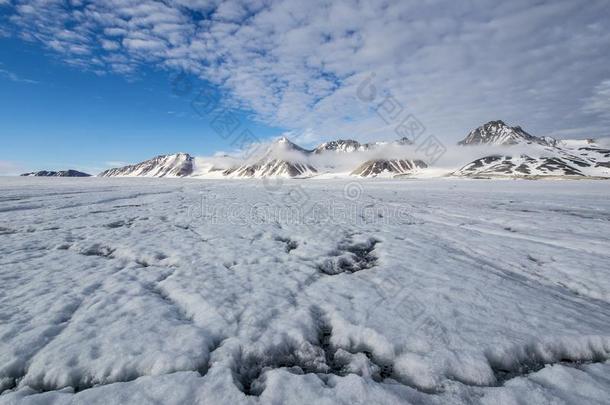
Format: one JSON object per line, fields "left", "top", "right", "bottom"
{"left": 1, "top": 0, "right": 609, "bottom": 175}
{"left": 0, "top": 34, "right": 281, "bottom": 175}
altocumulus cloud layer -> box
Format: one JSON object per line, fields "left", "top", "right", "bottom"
{"left": 3, "top": 0, "right": 610, "bottom": 142}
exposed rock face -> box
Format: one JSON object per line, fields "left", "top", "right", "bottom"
{"left": 224, "top": 137, "right": 318, "bottom": 178}
{"left": 351, "top": 159, "right": 427, "bottom": 177}
{"left": 224, "top": 159, "right": 317, "bottom": 178}
{"left": 458, "top": 120, "right": 554, "bottom": 146}
{"left": 454, "top": 121, "right": 610, "bottom": 178}
{"left": 314, "top": 140, "right": 363, "bottom": 153}
{"left": 314, "top": 137, "right": 412, "bottom": 154}
{"left": 98, "top": 153, "right": 194, "bottom": 177}
{"left": 21, "top": 170, "right": 91, "bottom": 177}
{"left": 454, "top": 155, "right": 586, "bottom": 177}
{"left": 454, "top": 144, "right": 610, "bottom": 178}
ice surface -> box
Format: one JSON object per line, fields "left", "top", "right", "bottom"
{"left": 1, "top": 177, "right": 609, "bottom": 404}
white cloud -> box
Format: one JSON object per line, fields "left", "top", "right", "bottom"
{"left": 0, "top": 68, "right": 38, "bottom": 84}
{"left": 5, "top": 0, "right": 610, "bottom": 141}
{"left": 100, "top": 39, "right": 120, "bottom": 51}
{"left": 122, "top": 37, "right": 166, "bottom": 51}
{"left": 583, "top": 80, "right": 610, "bottom": 121}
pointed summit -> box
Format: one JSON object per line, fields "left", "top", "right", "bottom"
{"left": 458, "top": 121, "right": 553, "bottom": 146}
{"left": 267, "top": 136, "right": 311, "bottom": 154}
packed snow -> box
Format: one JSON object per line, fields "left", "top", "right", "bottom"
{"left": 1, "top": 177, "right": 609, "bottom": 404}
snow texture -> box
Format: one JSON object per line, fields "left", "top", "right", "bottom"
{"left": 1, "top": 177, "right": 609, "bottom": 404}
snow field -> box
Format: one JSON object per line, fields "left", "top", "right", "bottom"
{"left": 1, "top": 177, "right": 609, "bottom": 404}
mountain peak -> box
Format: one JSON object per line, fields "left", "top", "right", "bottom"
{"left": 99, "top": 153, "right": 194, "bottom": 177}
{"left": 266, "top": 136, "right": 310, "bottom": 154}
{"left": 352, "top": 159, "right": 427, "bottom": 177}
{"left": 458, "top": 120, "right": 551, "bottom": 146}
{"left": 314, "top": 139, "right": 362, "bottom": 153}
{"left": 488, "top": 120, "right": 507, "bottom": 126}
{"left": 159, "top": 152, "right": 191, "bottom": 159}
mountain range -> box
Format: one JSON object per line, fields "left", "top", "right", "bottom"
{"left": 23, "top": 121, "right": 610, "bottom": 179}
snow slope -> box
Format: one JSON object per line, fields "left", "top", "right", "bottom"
{"left": 224, "top": 159, "right": 318, "bottom": 178}
{"left": 453, "top": 144, "right": 610, "bottom": 178}
{"left": 351, "top": 159, "right": 427, "bottom": 177}
{"left": 99, "top": 153, "right": 194, "bottom": 178}
{"left": 1, "top": 178, "right": 609, "bottom": 404}
{"left": 222, "top": 137, "right": 318, "bottom": 178}
{"left": 455, "top": 122, "right": 610, "bottom": 178}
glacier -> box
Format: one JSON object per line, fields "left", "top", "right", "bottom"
{"left": 0, "top": 177, "right": 609, "bottom": 404}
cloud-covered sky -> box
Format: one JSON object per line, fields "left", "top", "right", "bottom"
{"left": 1, "top": 0, "right": 610, "bottom": 171}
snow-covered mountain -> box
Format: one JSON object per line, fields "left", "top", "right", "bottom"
{"left": 99, "top": 153, "right": 194, "bottom": 178}
{"left": 224, "top": 136, "right": 420, "bottom": 178}
{"left": 313, "top": 137, "right": 412, "bottom": 154}
{"left": 21, "top": 170, "right": 91, "bottom": 177}
{"left": 271, "top": 136, "right": 312, "bottom": 153}
{"left": 314, "top": 139, "right": 363, "bottom": 153}
{"left": 224, "top": 137, "right": 318, "bottom": 178}
{"left": 454, "top": 121, "right": 610, "bottom": 178}
{"left": 454, "top": 155, "right": 588, "bottom": 178}
{"left": 224, "top": 159, "right": 317, "bottom": 178}
{"left": 97, "top": 123, "right": 610, "bottom": 179}
{"left": 351, "top": 159, "right": 427, "bottom": 177}
{"left": 458, "top": 120, "right": 554, "bottom": 146}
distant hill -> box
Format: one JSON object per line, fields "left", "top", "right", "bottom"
{"left": 21, "top": 170, "right": 91, "bottom": 177}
